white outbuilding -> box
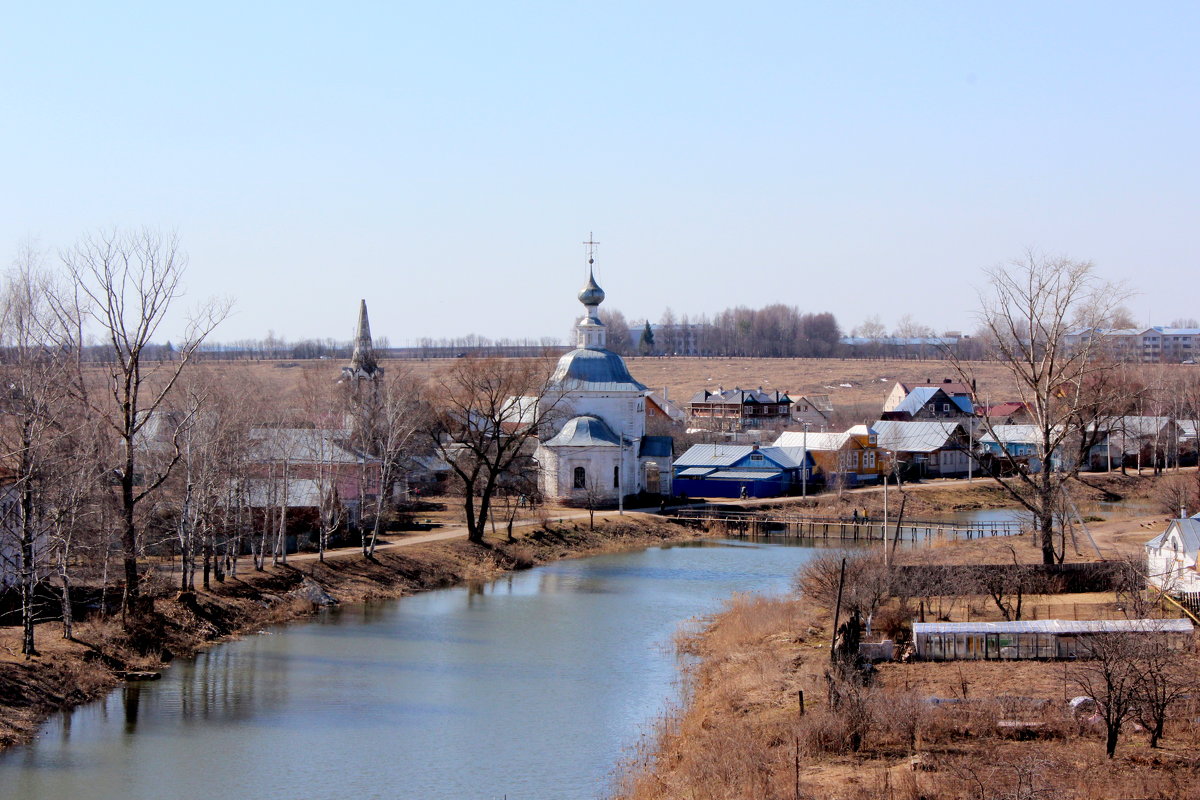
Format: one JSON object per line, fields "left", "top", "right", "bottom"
{"left": 1145, "top": 513, "right": 1200, "bottom": 594}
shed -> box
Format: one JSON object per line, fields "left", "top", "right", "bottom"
{"left": 912, "top": 618, "right": 1193, "bottom": 661}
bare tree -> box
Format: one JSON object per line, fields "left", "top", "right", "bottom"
{"left": 344, "top": 370, "right": 423, "bottom": 557}
{"left": 44, "top": 414, "right": 105, "bottom": 641}
{"left": 597, "top": 308, "right": 632, "bottom": 355}
{"left": 425, "top": 356, "right": 564, "bottom": 544}
{"left": 57, "top": 228, "right": 230, "bottom": 620}
{"left": 0, "top": 254, "right": 71, "bottom": 655}
{"left": 1069, "top": 633, "right": 1142, "bottom": 758}
{"left": 1131, "top": 636, "right": 1196, "bottom": 748}
{"left": 952, "top": 252, "right": 1130, "bottom": 564}
{"left": 893, "top": 314, "right": 935, "bottom": 339}
{"left": 165, "top": 368, "right": 256, "bottom": 589}
{"left": 1100, "top": 304, "right": 1138, "bottom": 330}
{"left": 795, "top": 551, "right": 892, "bottom": 620}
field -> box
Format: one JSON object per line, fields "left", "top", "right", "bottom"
{"left": 621, "top": 356, "right": 1022, "bottom": 416}
{"left": 190, "top": 355, "right": 1027, "bottom": 424}
{"left": 188, "top": 353, "right": 1199, "bottom": 428}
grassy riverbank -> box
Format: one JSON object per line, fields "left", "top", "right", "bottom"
{"left": 613, "top": 476, "right": 1199, "bottom": 800}
{"left": 0, "top": 514, "right": 700, "bottom": 751}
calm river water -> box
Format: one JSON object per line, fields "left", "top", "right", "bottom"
{"left": 0, "top": 538, "right": 829, "bottom": 800}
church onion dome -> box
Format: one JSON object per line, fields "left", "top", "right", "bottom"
{"left": 551, "top": 347, "right": 647, "bottom": 392}
{"left": 544, "top": 414, "right": 622, "bottom": 448}
{"left": 577, "top": 269, "right": 605, "bottom": 306}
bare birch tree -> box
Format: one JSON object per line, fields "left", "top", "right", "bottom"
{"left": 0, "top": 254, "right": 70, "bottom": 655}
{"left": 344, "top": 370, "right": 423, "bottom": 557}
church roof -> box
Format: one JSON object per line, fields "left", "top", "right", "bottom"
{"left": 342, "top": 299, "right": 381, "bottom": 380}
{"left": 543, "top": 415, "right": 622, "bottom": 447}
{"left": 551, "top": 347, "right": 647, "bottom": 392}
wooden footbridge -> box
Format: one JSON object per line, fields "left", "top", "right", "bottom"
{"left": 663, "top": 507, "right": 1023, "bottom": 543}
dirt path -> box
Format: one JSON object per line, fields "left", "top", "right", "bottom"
{"left": 258, "top": 507, "right": 657, "bottom": 565}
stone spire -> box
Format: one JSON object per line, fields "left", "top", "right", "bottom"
{"left": 341, "top": 299, "right": 382, "bottom": 382}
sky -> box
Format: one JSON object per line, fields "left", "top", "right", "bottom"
{"left": 2, "top": 3, "right": 1198, "bottom": 346}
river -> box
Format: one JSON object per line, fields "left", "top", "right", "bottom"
{"left": 0, "top": 538, "right": 830, "bottom": 800}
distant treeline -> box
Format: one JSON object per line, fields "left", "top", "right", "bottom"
{"left": 600, "top": 304, "right": 841, "bottom": 358}
{"left": 188, "top": 304, "right": 981, "bottom": 362}
{"left": 193, "top": 335, "right": 566, "bottom": 361}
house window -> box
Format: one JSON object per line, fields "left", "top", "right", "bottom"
{"left": 849, "top": 451, "right": 859, "bottom": 468}
{"left": 750, "top": 453, "right": 764, "bottom": 462}
{"left": 863, "top": 451, "right": 875, "bottom": 468}
{"left": 613, "top": 466, "right": 620, "bottom": 489}
{"left": 573, "top": 467, "right": 586, "bottom": 489}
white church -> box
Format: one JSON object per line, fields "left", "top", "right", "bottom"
{"left": 536, "top": 258, "right": 673, "bottom": 504}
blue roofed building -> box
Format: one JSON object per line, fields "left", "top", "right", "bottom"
{"left": 672, "top": 443, "right": 812, "bottom": 498}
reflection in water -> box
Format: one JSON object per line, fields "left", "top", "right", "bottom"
{"left": 122, "top": 685, "right": 140, "bottom": 734}
{"left": 0, "top": 539, "right": 824, "bottom": 800}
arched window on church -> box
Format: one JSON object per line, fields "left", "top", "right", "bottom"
{"left": 573, "top": 467, "right": 586, "bottom": 489}
{"left": 613, "top": 466, "right": 620, "bottom": 489}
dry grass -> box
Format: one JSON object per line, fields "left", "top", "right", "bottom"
{"left": 189, "top": 356, "right": 1200, "bottom": 427}
{"left": 187, "top": 356, "right": 1023, "bottom": 417}
{"left": 615, "top": 589, "right": 1200, "bottom": 800}
{"left": 614, "top": 486, "right": 1200, "bottom": 800}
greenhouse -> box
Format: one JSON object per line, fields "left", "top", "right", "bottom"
{"left": 912, "top": 618, "right": 1193, "bottom": 661}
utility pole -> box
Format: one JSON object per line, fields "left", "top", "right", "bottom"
{"left": 882, "top": 474, "right": 889, "bottom": 566}
{"left": 618, "top": 436, "right": 626, "bottom": 515}
{"left": 967, "top": 421, "right": 973, "bottom": 482}
{"left": 802, "top": 422, "right": 810, "bottom": 498}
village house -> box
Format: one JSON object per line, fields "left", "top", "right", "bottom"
{"left": 976, "top": 401, "right": 1033, "bottom": 425}
{"left": 791, "top": 394, "right": 834, "bottom": 431}
{"left": 244, "top": 427, "right": 383, "bottom": 523}
{"left": 772, "top": 425, "right": 884, "bottom": 486}
{"left": 1145, "top": 513, "right": 1200, "bottom": 595}
{"left": 881, "top": 379, "right": 974, "bottom": 414}
{"left": 975, "top": 424, "right": 1080, "bottom": 474}
{"left": 672, "top": 443, "right": 812, "bottom": 499}
{"left": 870, "top": 420, "right": 972, "bottom": 479}
{"left": 0, "top": 480, "right": 33, "bottom": 590}
{"left": 687, "top": 387, "right": 793, "bottom": 431}
{"left": 880, "top": 385, "right": 975, "bottom": 421}
{"left": 1072, "top": 416, "right": 1197, "bottom": 472}
{"left": 645, "top": 389, "right": 687, "bottom": 427}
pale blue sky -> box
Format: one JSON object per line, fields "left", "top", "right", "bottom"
{"left": 2, "top": 3, "right": 1197, "bottom": 344}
